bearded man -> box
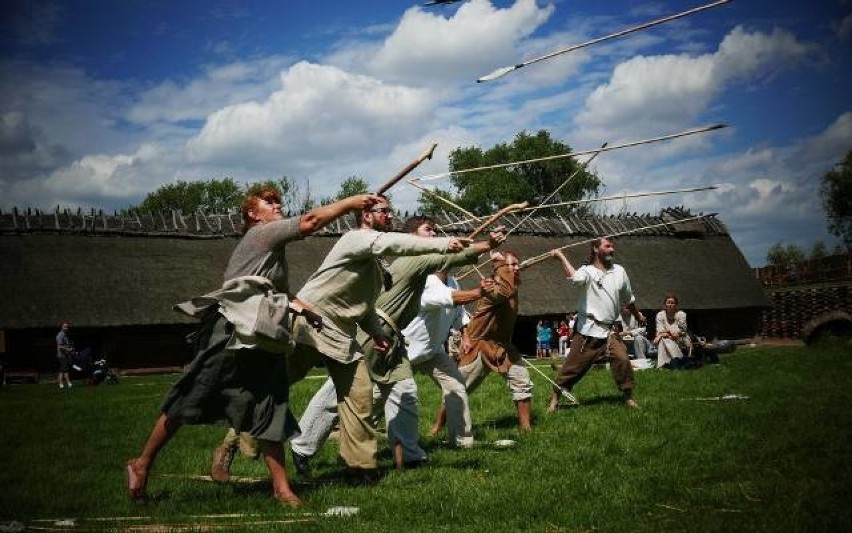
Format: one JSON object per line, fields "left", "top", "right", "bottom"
{"left": 547, "top": 237, "right": 645, "bottom": 412}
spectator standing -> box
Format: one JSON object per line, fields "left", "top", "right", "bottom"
{"left": 536, "top": 320, "right": 552, "bottom": 359}
{"left": 56, "top": 322, "right": 73, "bottom": 389}
{"left": 557, "top": 320, "right": 570, "bottom": 357}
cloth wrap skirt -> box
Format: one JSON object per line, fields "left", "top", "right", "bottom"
{"left": 160, "top": 310, "right": 299, "bottom": 443}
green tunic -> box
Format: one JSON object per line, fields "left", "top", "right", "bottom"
{"left": 294, "top": 229, "right": 454, "bottom": 363}
{"left": 363, "top": 247, "right": 482, "bottom": 384}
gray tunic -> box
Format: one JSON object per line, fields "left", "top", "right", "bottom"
{"left": 160, "top": 217, "right": 303, "bottom": 442}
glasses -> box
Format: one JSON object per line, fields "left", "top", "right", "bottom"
{"left": 370, "top": 207, "right": 393, "bottom": 214}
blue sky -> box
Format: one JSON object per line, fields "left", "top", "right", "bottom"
{"left": 1, "top": 0, "right": 850, "bottom": 266}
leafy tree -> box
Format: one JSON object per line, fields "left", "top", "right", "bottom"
{"left": 766, "top": 242, "right": 806, "bottom": 266}
{"left": 820, "top": 149, "right": 852, "bottom": 248}
{"left": 135, "top": 178, "right": 242, "bottom": 214}
{"left": 335, "top": 176, "right": 369, "bottom": 200}
{"left": 427, "top": 130, "right": 601, "bottom": 216}
{"left": 417, "top": 187, "right": 458, "bottom": 216}
{"left": 246, "top": 176, "right": 313, "bottom": 214}
{"left": 316, "top": 176, "right": 372, "bottom": 207}
{"left": 809, "top": 241, "right": 828, "bottom": 262}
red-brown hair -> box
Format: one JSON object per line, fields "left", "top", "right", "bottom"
{"left": 241, "top": 187, "right": 282, "bottom": 233}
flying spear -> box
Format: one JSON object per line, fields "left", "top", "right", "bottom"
{"left": 412, "top": 124, "right": 727, "bottom": 182}
{"left": 477, "top": 0, "right": 733, "bottom": 83}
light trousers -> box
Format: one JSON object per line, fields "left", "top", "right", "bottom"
{"left": 457, "top": 355, "right": 533, "bottom": 402}
{"left": 413, "top": 349, "right": 473, "bottom": 446}
{"left": 226, "top": 346, "right": 377, "bottom": 470}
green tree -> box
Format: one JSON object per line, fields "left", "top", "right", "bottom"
{"left": 135, "top": 178, "right": 242, "bottom": 214}
{"left": 429, "top": 130, "right": 601, "bottom": 216}
{"left": 809, "top": 241, "right": 828, "bottom": 261}
{"left": 316, "top": 176, "right": 371, "bottom": 207}
{"left": 417, "top": 187, "right": 458, "bottom": 215}
{"left": 335, "top": 176, "right": 369, "bottom": 200}
{"left": 766, "top": 242, "right": 806, "bottom": 266}
{"left": 246, "top": 176, "right": 311, "bottom": 214}
{"left": 820, "top": 149, "right": 852, "bottom": 248}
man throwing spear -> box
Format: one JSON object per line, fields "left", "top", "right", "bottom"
{"left": 547, "top": 238, "right": 644, "bottom": 412}
{"left": 435, "top": 249, "right": 533, "bottom": 433}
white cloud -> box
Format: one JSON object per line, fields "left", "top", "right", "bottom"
{"left": 329, "top": 0, "right": 554, "bottom": 86}
{"left": 185, "top": 61, "right": 439, "bottom": 172}
{"left": 0, "top": 60, "right": 132, "bottom": 158}
{"left": 0, "top": 110, "right": 70, "bottom": 178}
{"left": 575, "top": 26, "right": 813, "bottom": 140}
{"left": 128, "top": 56, "right": 294, "bottom": 126}
{"left": 2, "top": 142, "right": 183, "bottom": 209}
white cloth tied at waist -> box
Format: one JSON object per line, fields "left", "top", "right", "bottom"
{"left": 174, "top": 275, "right": 292, "bottom": 354}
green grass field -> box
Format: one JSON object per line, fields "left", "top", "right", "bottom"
{"left": 1, "top": 344, "right": 851, "bottom": 532}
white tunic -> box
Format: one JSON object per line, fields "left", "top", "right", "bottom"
{"left": 568, "top": 263, "right": 635, "bottom": 339}
{"left": 403, "top": 275, "right": 469, "bottom": 365}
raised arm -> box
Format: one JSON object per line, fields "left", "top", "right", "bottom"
{"left": 550, "top": 248, "right": 576, "bottom": 278}
{"left": 298, "top": 194, "right": 381, "bottom": 236}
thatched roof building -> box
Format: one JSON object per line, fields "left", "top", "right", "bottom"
{"left": 0, "top": 206, "right": 768, "bottom": 374}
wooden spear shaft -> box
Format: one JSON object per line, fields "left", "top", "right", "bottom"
{"left": 376, "top": 142, "right": 438, "bottom": 195}
{"left": 407, "top": 179, "right": 477, "bottom": 218}
{"left": 477, "top": 0, "right": 732, "bottom": 82}
{"left": 455, "top": 213, "right": 711, "bottom": 280}
{"left": 412, "top": 124, "right": 727, "bottom": 182}
{"left": 498, "top": 144, "right": 605, "bottom": 240}
{"left": 406, "top": 179, "right": 487, "bottom": 279}
{"left": 438, "top": 185, "right": 719, "bottom": 229}
{"left": 520, "top": 214, "right": 712, "bottom": 269}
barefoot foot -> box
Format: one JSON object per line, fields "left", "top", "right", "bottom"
{"left": 274, "top": 490, "right": 302, "bottom": 508}
{"left": 126, "top": 459, "right": 148, "bottom": 502}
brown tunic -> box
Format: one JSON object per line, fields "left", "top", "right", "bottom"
{"left": 458, "top": 258, "right": 522, "bottom": 373}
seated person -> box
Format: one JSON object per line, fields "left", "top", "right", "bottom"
{"left": 653, "top": 293, "right": 691, "bottom": 369}
{"left": 617, "top": 304, "right": 654, "bottom": 368}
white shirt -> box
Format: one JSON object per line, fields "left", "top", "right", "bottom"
{"left": 403, "top": 274, "right": 469, "bottom": 365}
{"left": 569, "top": 263, "right": 635, "bottom": 339}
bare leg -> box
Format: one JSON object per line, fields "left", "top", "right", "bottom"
{"left": 429, "top": 405, "right": 446, "bottom": 437}
{"left": 515, "top": 399, "right": 532, "bottom": 432}
{"left": 259, "top": 440, "right": 300, "bottom": 507}
{"left": 126, "top": 413, "right": 182, "bottom": 501}
{"left": 393, "top": 442, "right": 404, "bottom": 470}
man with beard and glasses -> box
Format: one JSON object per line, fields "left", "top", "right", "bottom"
{"left": 547, "top": 237, "right": 645, "bottom": 412}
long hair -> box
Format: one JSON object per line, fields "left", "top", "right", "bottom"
{"left": 587, "top": 236, "right": 614, "bottom": 264}
{"left": 241, "top": 187, "right": 282, "bottom": 234}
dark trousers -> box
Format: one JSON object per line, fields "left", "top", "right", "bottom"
{"left": 553, "top": 331, "right": 635, "bottom": 394}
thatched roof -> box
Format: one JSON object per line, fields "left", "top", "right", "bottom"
{"left": 0, "top": 207, "right": 768, "bottom": 330}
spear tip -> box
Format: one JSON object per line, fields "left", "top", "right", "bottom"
{"left": 477, "top": 65, "right": 520, "bottom": 83}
